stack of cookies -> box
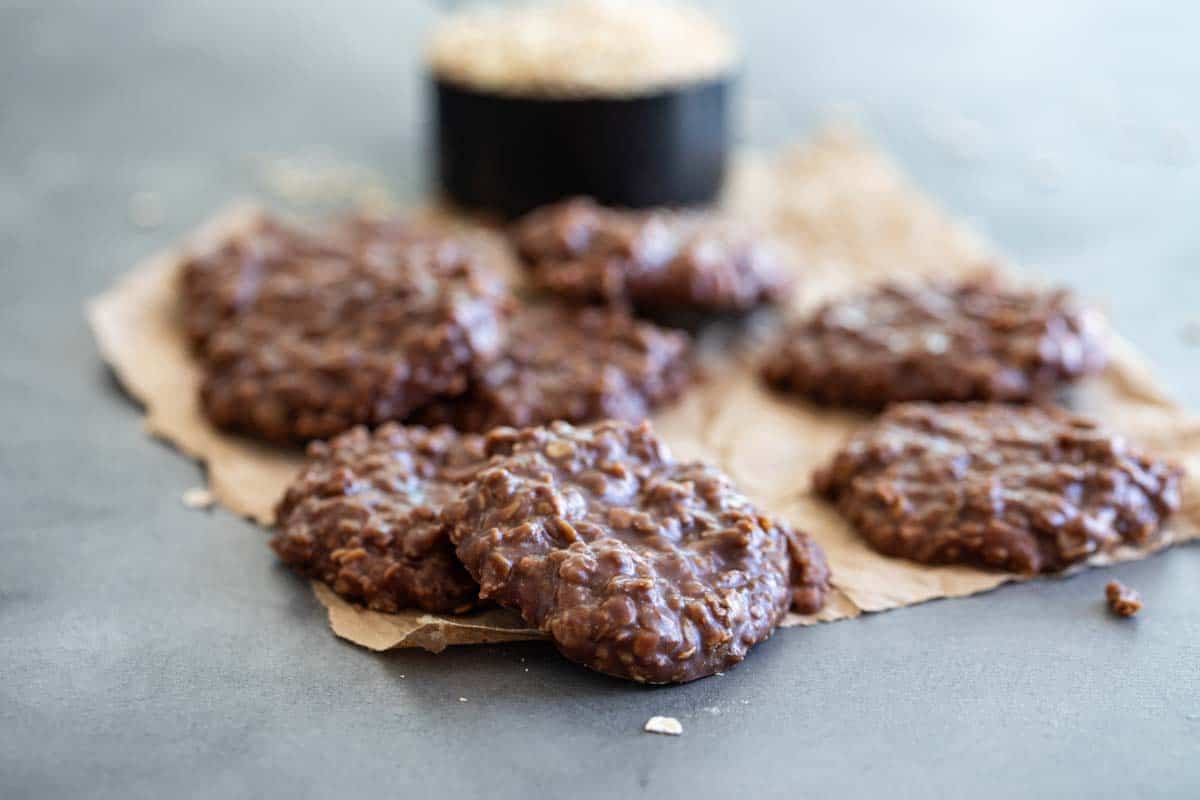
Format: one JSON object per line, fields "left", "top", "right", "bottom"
{"left": 178, "top": 194, "right": 1184, "bottom": 684}
{"left": 179, "top": 200, "right": 787, "bottom": 444}
{"left": 179, "top": 200, "right": 816, "bottom": 684}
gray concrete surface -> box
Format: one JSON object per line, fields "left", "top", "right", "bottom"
{"left": 2, "top": 1, "right": 1198, "bottom": 797}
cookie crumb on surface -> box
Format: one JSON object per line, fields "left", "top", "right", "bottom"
{"left": 643, "top": 716, "right": 682, "bottom": 736}
{"left": 1106, "top": 580, "right": 1143, "bottom": 617}
{"left": 181, "top": 487, "right": 215, "bottom": 510}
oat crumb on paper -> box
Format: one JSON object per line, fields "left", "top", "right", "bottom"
{"left": 253, "top": 154, "right": 395, "bottom": 210}
{"left": 1106, "top": 581, "right": 1143, "bottom": 618}
{"left": 181, "top": 487, "right": 215, "bottom": 510}
{"left": 643, "top": 716, "right": 683, "bottom": 736}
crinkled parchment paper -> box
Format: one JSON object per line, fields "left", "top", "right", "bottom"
{"left": 88, "top": 130, "right": 1200, "bottom": 653}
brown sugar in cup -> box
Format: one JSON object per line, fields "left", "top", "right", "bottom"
{"left": 427, "top": 0, "right": 737, "bottom": 218}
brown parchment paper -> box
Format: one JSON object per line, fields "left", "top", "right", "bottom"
{"left": 87, "top": 129, "right": 1200, "bottom": 653}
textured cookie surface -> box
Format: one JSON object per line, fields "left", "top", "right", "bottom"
{"left": 513, "top": 197, "right": 791, "bottom": 313}
{"left": 446, "top": 420, "right": 830, "bottom": 683}
{"left": 763, "top": 277, "right": 1106, "bottom": 407}
{"left": 414, "top": 304, "right": 692, "bottom": 431}
{"left": 272, "top": 424, "right": 486, "bottom": 613}
{"left": 181, "top": 215, "right": 505, "bottom": 443}
{"left": 814, "top": 403, "right": 1183, "bottom": 574}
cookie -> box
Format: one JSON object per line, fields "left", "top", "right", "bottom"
{"left": 763, "top": 277, "right": 1106, "bottom": 407}
{"left": 272, "top": 423, "right": 486, "bottom": 614}
{"left": 814, "top": 403, "right": 1183, "bottom": 574}
{"left": 785, "top": 526, "right": 832, "bottom": 616}
{"left": 181, "top": 215, "right": 506, "bottom": 443}
{"left": 1105, "top": 580, "right": 1142, "bottom": 617}
{"left": 445, "top": 420, "right": 830, "bottom": 683}
{"left": 414, "top": 304, "right": 692, "bottom": 432}
{"left": 513, "top": 197, "right": 791, "bottom": 313}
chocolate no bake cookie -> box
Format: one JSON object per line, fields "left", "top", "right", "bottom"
{"left": 414, "top": 304, "right": 692, "bottom": 431}
{"left": 785, "top": 526, "right": 832, "bottom": 616}
{"left": 513, "top": 197, "right": 791, "bottom": 313}
{"left": 181, "top": 215, "right": 506, "bottom": 443}
{"left": 814, "top": 403, "right": 1183, "bottom": 574}
{"left": 272, "top": 423, "right": 486, "bottom": 613}
{"left": 763, "top": 277, "right": 1107, "bottom": 407}
{"left": 445, "top": 420, "right": 830, "bottom": 683}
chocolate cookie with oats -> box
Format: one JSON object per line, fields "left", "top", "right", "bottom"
{"left": 513, "top": 197, "right": 791, "bottom": 313}
{"left": 785, "top": 526, "right": 832, "bottom": 615}
{"left": 445, "top": 420, "right": 830, "bottom": 683}
{"left": 763, "top": 277, "right": 1106, "bottom": 408}
{"left": 181, "top": 214, "right": 505, "bottom": 443}
{"left": 414, "top": 304, "right": 692, "bottom": 432}
{"left": 814, "top": 403, "right": 1183, "bottom": 574}
{"left": 272, "top": 423, "right": 486, "bottom": 614}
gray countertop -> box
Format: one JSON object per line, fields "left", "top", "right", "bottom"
{"left": 2, "top": 1, "right": 1198, "bottom": 798}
